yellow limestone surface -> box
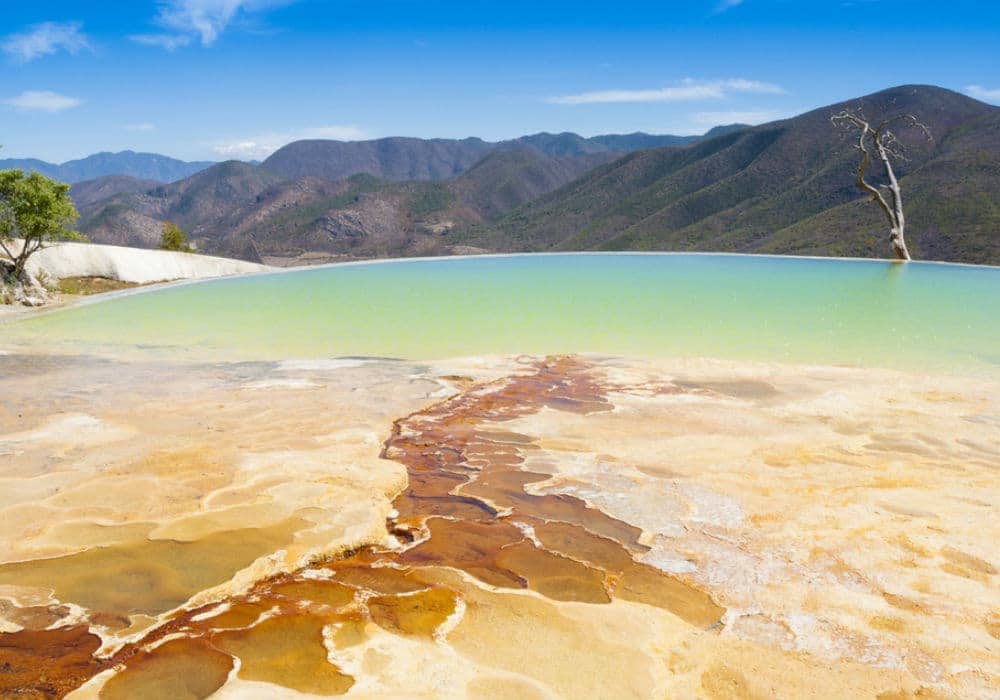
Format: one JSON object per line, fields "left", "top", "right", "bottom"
{"left": 0, "top": 351, "right": 996, "bottom": 699}
{"left": 0, "top": 355, "right": 504, "bottom": 629}
{"left": 502, "top": 357, "right": 999, "bottom": 698}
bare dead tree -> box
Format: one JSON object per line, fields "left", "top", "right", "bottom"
{"left": 831, "top": 109, "right": 931, "bottom": 261}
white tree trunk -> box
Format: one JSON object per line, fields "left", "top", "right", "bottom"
{"left": 831, "top": 110, "right": 930, "bottom": 262}
{"left": 876, "top": 141, "right": 911, "bottom": 261}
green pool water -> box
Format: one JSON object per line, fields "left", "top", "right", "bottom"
{"left": 4, "top": 254, "right": 999, "bottom": 374}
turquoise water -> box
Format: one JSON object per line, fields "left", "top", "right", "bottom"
{"left": 4, "top": 254, "right": 999, "bottom": 374}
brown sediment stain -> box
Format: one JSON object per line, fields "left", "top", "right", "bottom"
{"left": 270, "top": 579, "right": 356, "bottom": 608}
{"left": 0, "top": 625, "right": 103, "bottom": 699}
{"left": 882, "top": 592, "right": 929, "bottom": 615}
{"left": 494, "top": 541, "right": 610, "bottom": 604}
{"left": 329, "top": 614, "right": 368, "bottom": 648}
{"left": 198, "top": 600, "right": 272, "bottom": 630}
{"left": 939, "top": 546, "right": 996, "bottom": 575}
{"left": 985, "top": 613, "right": 1000, "bottom": 640}
{"left": 459, "top": 468, "right": 647, "bottom": 549}
{"left": 893, "top": 534, "right": 933, "bottom": 558}
{"left": 368, "top": 587, "right": 457, "bottom": 637}
{"left": 938, "top": 546, "right": 996, "bottom": 584}
{"left": 324, "top": 558, "right": 432, "bottom": 595}
{"left": 870, "top": 615, "right": 908, "bottom": 633}
{"left": 214, "top": 614, "right": 355, "bottom": 695}
{"left": 617, "top": 561, "right": 723, "bottom": 628}
{"left": 399, "top": 517, "right": 529, "bottom": 588}
{"left": 437, "top": 374, "right": 477, "bottom": 390}
{"left": 98, "top": 638, "right": 233, "bottom": 700}
{"left": 0, "top": 600, "right": 73, "bottom": 631}
{"left": 529, "top": 519, "right": 722, "bottom": 627}
{"left": 939, "top": 562, "right": 989, "bottom": 583}
{"left": 0, "top": 517, "right": 307, "bottom": 618}
{"left": 0, "top": 356, "right": 724, "bottom": 698}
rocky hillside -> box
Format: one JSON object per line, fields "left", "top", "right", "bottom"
{"left": 69, "top": 175, "right": 163, "bottom": 208}
{"left": 449, "top": 148, "right": 618, "bottom": 221}
{"left": 74, "top": 143, "right": 654, "bottom": 263}
{"left": 453, "top": 85, "right": 999, "bottom": 264}
{"left": 76, "top": 162, "right": 285, "bottom": 252}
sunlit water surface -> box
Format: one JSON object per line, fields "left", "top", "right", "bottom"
{"left": 4, "top": 254, "right": 998, "bottom": 374}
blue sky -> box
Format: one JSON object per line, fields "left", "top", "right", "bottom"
{"left": 1, "top": 0, "right": 997, "bottom": 162}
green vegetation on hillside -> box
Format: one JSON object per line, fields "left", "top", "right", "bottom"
{"left": 68, "top": 86, "right": 1000, "bottom": 266}
{"left": 408, "top": 184, "right": 457, "bottom": 217}
{"left": 453, "top": 86, "right": 999, "bottom": 265}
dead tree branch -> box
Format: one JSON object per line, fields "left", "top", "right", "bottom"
{"left": 831, "top": 109, "right": 932, "bottom": 261}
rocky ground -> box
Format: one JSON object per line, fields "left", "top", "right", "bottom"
{"left": 0, "top": 351, "right": 996, "bottom": 698}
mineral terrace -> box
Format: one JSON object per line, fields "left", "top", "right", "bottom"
{"left": 0, "top": 351, "right": 997, "bottom": 698}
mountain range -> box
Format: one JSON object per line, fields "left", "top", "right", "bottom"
{"left": 259, "top": 127, "right": 743, "bottom": 182}
{"left": 0, "top": 151, "right": 216, "bottom": 185}
{"left": 68, "top": 126, "right": 743, "bottom": 263}
{"left": 4, "top": 128, "right": 741, "bottom": 186}
{"left": 13, "top": 86, "right": 999, "bottom": 266}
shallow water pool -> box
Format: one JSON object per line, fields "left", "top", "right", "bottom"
{"left": 4, "top": 253, "right": 998, "bottom": 374}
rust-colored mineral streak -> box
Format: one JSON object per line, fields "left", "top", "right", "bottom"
{"left": 0, "top": 356, "right": 722, "bottom": 698}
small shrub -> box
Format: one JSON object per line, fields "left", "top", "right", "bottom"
{"left": 159, "top": 221, "right": 193, "bottom": 252}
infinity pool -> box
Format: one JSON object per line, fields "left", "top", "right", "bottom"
{"left": 3, "top": 253, "right": 999, "bottom": 698}
{"left": 4, "top": 253, "right": 999, "bottom": 373}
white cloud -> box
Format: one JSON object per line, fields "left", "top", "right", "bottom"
{"left": 548, "top": 78, "right": 784, "bottom": 105}
{"left": 124, "top": 122, "right": 157, "bottom": 132}
{"left": 692, "top": 109, "right": 788, "bottom": 126}
{"left": 713, "top": 0, "right": 745, "bottom": 13}
{"left": 132, "top": 0, "right": 296, "bottom": 49}
{"left": 965, "top": 85, "right": 1000, "bottom": 102}
{"left": 3, "top": 90, "right": 83, "bottom": 112}
{"left": 211, "top": 125, "right": 370, "bottom": 159}
{"left": 129, "top": 33, "right": 193, "bottom": 51}
{"left": 1, "top": 21, "right": 91, "bottom": 63}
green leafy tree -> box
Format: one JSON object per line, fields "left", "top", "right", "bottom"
{"left": 159, "top": 221, "right": 193, "bottom": 253}
{"left": 0, "top": 169, "right": 81, "bottom": 281}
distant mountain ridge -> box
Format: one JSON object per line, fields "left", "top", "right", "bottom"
{"left": 70, "top": 126, "right": 744, "bottom": 261}
{"left": 4, "top": 128, "right": 742, "bottom": 187}
{"left": 0, "top": 151, "right": 216, "bottom": 184}
{"left": 259, "top": 128, "right": 745, "bottom": 182}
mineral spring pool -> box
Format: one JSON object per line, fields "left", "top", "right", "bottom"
{"left": 2, "top": 253, "right": 999, "bottom": 699}
{"left": 4, "top": 253, "right": 999, "bottom": 373}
